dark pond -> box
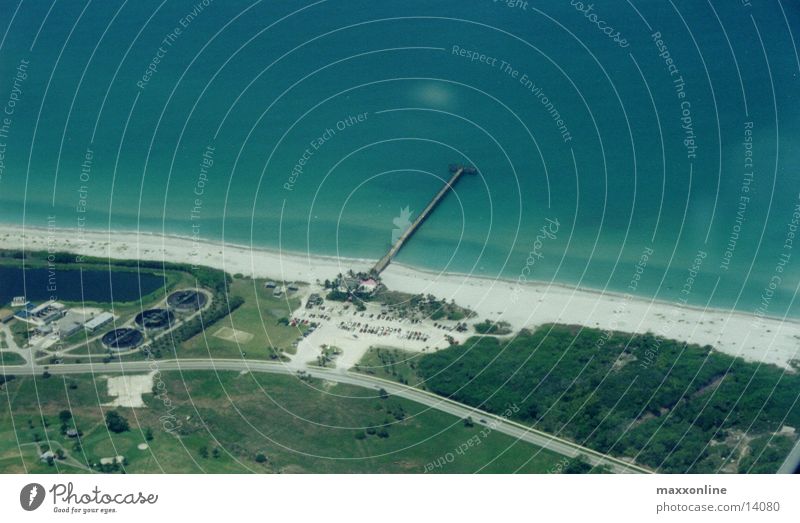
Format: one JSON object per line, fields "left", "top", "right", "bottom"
{"left": 0, "top": 266, "right": 165, "bottom": 305}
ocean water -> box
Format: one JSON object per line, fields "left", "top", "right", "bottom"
{"left": 0, "top": 0, "right": 799, "bottom": 317}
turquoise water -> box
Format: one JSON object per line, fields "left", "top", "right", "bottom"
{"left": 0, "top": 1, "right": 799, "bottom": 316}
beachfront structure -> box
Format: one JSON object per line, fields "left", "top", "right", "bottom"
{"left": 371, "top": 164, "right": 476, "bottom": 276}
{"left": 359, "top": 278, "right": 379, "bottom": 293}
{"left": 84, "top": 312, "right": 114, "bottom": 332}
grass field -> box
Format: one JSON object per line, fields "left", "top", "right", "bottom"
{"left": 0, "top": 352, "right": 25, "bottom": 365}
{"left": 355, "top": 347, "right": 425, "bottom": 387}
{"left": 0, "top": 371, "right": 568, "bottom": 473}
{"left": 179, "top": 277, "right": 305, "bottom": 360}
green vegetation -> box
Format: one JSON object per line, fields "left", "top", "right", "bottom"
{"left": 373, "top": 290, "right": 472, "bottom": 321}
{"left": 312, "top": 345, "right": 341, "bottom": 367}
{"left": 179, "top": 278, "right": 303, "bottom": 360}
{"left": 0, "top": 372, "right": 567, "bottom": 473}
{"left": 105, "top": 411, "right": 130, "bottom": 433}
{"left": 322, "top": 271, "right": 472, "bottom": 321}
{"left": 474, "top": 320, "right": 512, "bottom": 335}
{"left": 0, "top": 352, "right": 25, "bottom": 365}
{"left": 355, "top": 347, "right": 423, "bottom": 386}
{"left": 0, "top": 249, "right": 189, "bottom": 319}
{"left": 10, "top": 321, "right": 30, "bottom": 348}
{"left": 0, "top": 251, "right": 253, "bottom": 364}
{"left": 414, "top": 324, "right": 800, "bottom": 473}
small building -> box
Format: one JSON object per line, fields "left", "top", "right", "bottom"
{"left": 264, "top": 281, "right": 277, "bottom": 289}
{"left": 35, "top": 323, "right": 54, "bottom": 336}
{"left": 359, "top": 278, "right": 379, "bottom": 293}
{"left": 66, "top": 428, "right": 79, "bottom": 438}
{"left": 287, "top": 284, "right": 299, "bottom": 292}
{"left": 272, "top": 289, "right": 283, "bottom": 298}
{"left": 84, "top": 312, "right": 114, "bottom": 333}
{"left": 20, "top": 301, "right": 67, "bottom": 327}
{"left": 55, "top": 312, "right": 88, "bottom": 339}
{"left": 11, "top": 296, "right": 28, "bottom": 308}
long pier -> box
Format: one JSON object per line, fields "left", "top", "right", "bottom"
{"left": 371, "top": 164, "right": 476, "bottom": 276}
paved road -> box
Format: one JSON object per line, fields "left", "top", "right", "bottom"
{"left": 0, "top": 359, "right": 651, "bottom": 474}
{"left": 778, "top": 436, "right": 800, "bottom": 474}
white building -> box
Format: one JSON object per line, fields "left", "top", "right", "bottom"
{"left": 84, "top": 312, "right": 114, "bottom": 332}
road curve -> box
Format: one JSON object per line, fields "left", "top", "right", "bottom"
{"left": 0, "top": 359, "right": 651, "bottom": 474}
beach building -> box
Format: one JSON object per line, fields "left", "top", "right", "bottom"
{"left": 359, "top": 278, "right": 379, "bottom": 294}
{"left": 265, "top": 281, "right": 277, "bottom": 289}
{"left": 84, "top": 312, "right": 114, "bottom": 332}
{"left": 287, "top": 283, "right": 299, "bottom": 292}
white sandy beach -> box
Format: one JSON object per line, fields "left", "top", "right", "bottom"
{"left": 2, "top": 224, "right": 799, "bottom": 371}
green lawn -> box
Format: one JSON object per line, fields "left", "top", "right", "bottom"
{"left": 0, "top": 371, "right": 568, "bottom": 473}
{"left": 355, "top": 347, "right": 425, "bottom": 387}
{"left": 0, "top": 352, "right": 25, "bottom": 365}
{"left": 179, "top": 277, "right": 305, "bottom": 360}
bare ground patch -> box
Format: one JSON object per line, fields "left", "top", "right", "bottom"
{"left": 214, "top": 326, "right": 254, "bottom": 343}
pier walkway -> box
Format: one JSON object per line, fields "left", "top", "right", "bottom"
{"left": 371, "top": 165, "right": 475, "bottom": 275}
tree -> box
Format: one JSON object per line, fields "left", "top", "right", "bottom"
{"left": 212, "top": 447, "right": 220, "bottom": 459}
{"left": 378, "top": 388, "right": 389, "bottom": 400}
{"left": 255, "top": 453, "right": 267, "bottom": 463}
{"left": 145, "top": 427, "right": 154, "bottom": 441}
{"left": 563, "top": 456, "right": 593, "bottom": 474}
{"left": 105, "top": 411, "right": 130, "bottom": 433}
{"left": 59, "top": 410, "right": 72, "bottom": 423}
{"left": 199, "top": 446, "right": 209, "bottom": 459}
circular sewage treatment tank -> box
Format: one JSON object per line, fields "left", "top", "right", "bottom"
{"left": 167, "top": 289, "right": 207, "bottom": 311}
{"left": 134, "top": 308, "right": 175, "bottom": 330}
{"left": 101, "top": 328, "right": 144, "bottom": 351}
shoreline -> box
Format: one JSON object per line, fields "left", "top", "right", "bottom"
{"left": 2, "top": 223, "right": 799, "bottom": 370}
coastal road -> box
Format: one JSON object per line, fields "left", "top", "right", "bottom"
{"left": 0, "top": 359, "right": 651, "bottom": 474}
{"left": 778, "top": 436, "right": 800, "bottom": 474}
